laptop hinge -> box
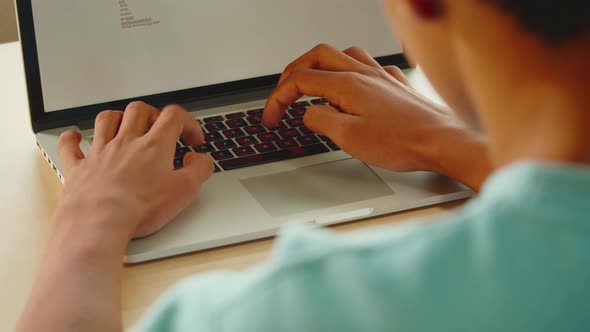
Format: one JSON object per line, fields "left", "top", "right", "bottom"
{"left": 181, "top": 87, "right": 273, "bottom": 113}
{"left": 77, "top": 118, "right": 96, "bottom": 130}
{"left": 74, "top": 86, "right": 274, "bottom": 131}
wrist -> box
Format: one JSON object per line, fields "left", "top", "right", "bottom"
{"left": 57, "top": 188, "right": 142, "bottom": 235}
{"left": 50, "top": 199, "right": 136, "bottom": 261}
{"left": 423, "top": 124, "right": 492, "bottom": 192}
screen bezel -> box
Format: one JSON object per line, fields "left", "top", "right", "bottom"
{"left": 17, "top": 0, "right": 408, "bottom": 133}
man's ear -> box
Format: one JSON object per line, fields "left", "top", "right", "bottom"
{"left": 407, "top": 0, "right": 445, "bottom": 19}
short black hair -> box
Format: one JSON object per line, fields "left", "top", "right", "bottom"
{"left": 487, "top": 0, "right": 590, "bottom": 44}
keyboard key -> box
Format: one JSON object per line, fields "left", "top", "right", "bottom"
{"left": 205, "top": 132, "right": 224, "bottom": 142}
{"left": 233, "top": 146, "right": 256, "bottom": 156}
{"left": 244, "top": 125, "right": 266, "bottom": 135}
{"left": 298, "top": 135, "right": 320, "bottom": 145}
{"left": 311, "top": 98, "right": 328, "bottom": 105}
{"left": 174, "top": 158, "right": 184, "bottom": 169}
{"left": 204, "top": 122, "right": 227, "bottom": 133}
{"left": 175, "top": 147, "right": 191, "bottom": 159}
{"left": 236, "top": 136, "right": 259, "bottom": 146}
{"left": 214, "top": 139, "right": 237, "bottom": 150}
{"left": 281, "top": 113, "right": 291, "bottom": 120}
{"left": 278, "top": 128, "right": 300, "bottom": 139}
{"left": 327, "top": 141, "right": 341, "bottom": 151}
{"left": 318, "top": 135, "right": 330, "bottom": 141}
{"left": 197, "top": 143, "right": 215, "bottom": 153}
{"left": 219, "top": 144, "right": 330, "bottom": 171}
{"left": 247, "top": 109, "right": 263, "bottom": 116}
{"left": 254, "top": 142, "right": 278, "bottom": 153}
{"left": 214, "top": 164, "right": 221, "bottom": 173}
{"left": 211, "top": 150, "right": 234, "bottom": 161}
{"left": 290, "top": 101, "right": 310, "bottom": 109}
{"left": 288, "top": 108, "right": 307, "bottom": 118}
{"left": 277, "top": 139, "right": 299, "bottom": 149}
{"left": 269, "top": 121, "right": 288, "bottom": 131}
{"left": 226, "top": 118, "right": 248, "bottom": 128}
{"left": 257, "top": 132, "right": 279, "bottom": 142}
{"left": 247, "top": 115, "right": 262, "bottom": 125}
{"left": 225, "top": 112, "right": 246, "bottom": 119}
{"left": 300, "top": 126, "right": 314, "bottom": 135}
{"left": 287, "top": 118, "right": 304, "bottom": 127}
{"left": 204, "top": 116, "right": 224, "bottom": 123}
{"left": 223, "top": 128, "right": 245, "bottom": 139}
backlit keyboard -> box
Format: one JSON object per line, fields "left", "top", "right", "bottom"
{"left": 174, "top": 98, "right": 340, "bottom": 172}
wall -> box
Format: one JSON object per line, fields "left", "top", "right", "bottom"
{"left": 0, "top": 0, "right": 18, "bottom": 43}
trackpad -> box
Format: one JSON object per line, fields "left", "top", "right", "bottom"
{"left": 241, "top": 159, "right": 394, "bottom": 217}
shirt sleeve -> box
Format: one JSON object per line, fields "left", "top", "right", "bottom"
{"left": 130, "top": 222, "right": 449, "bottom": 332}
{"left": 130, "top": 271, "right": 244, "bottom": 332}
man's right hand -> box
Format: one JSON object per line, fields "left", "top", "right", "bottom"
{"left": 263, "top": 44, "right": 491, "bottom": 191}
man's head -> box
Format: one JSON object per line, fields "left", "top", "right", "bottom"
{"left": 489, "top": 0, "right": 590, "bottom": 45}
{"left": 382, "top": 0, "right": 590, "bottom": 129}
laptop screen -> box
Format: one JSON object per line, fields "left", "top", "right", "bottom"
{"left": 31, "top": 0, "right": 402, "bottom": 113}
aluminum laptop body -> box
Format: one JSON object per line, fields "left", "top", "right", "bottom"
{"left": 17, "top": 0, "right": 473, "bottom": 263}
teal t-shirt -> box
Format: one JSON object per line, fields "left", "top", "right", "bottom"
{"left": 133, "top": 162, "right": 590, "bottom": 331}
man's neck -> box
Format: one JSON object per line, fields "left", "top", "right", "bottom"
{"left": 482, "top": 78, "right": 590, "bottom": 169}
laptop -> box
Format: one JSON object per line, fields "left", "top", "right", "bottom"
{"left": 16, "top": 0, "right": 472, "bottom": 263}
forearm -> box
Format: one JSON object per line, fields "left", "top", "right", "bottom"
{"left": 16, "top": 207, "right": 130, "bottom": 332}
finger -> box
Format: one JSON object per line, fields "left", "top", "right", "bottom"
{"left": 146, "top": 104, "right": 204, "bottom": 148}
{"left": 303, "top": 105, "right": 360, "bottom": 146}
{"left": 342, "top": 46, "right": 381, "bottom": 68}
{"left": 340, "top": 47, "right": 411, "bottom": 87}
{"left": 278, "top": 44, "right": 368, "bottom": 84}
{"left": 57, "top": 130, "right": 85, "bottom": 176}
{"left": 118, "top": 101, "right": 160, "bottom": 138}
{"left": 264, "top": 69, "right": 360, "bottom": 127}
{"left": 173, "top": 153, "right": 214, "bottom": 194}
{"left": 340, "top": 48, "right": 412, "bottom": 87}
{"left": 92, "top": 110, "right": 123, "bottom": 148}
{"left": 383, "top": 65, "right": 412, "bottom": 86}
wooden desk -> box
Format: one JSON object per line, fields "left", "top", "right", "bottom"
{"left": 0, "top": 41, "right": 464, "bottom": 330}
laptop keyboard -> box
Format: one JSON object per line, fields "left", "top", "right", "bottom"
{"left": 174, "top": 98, "right": 341, "bottom": 172}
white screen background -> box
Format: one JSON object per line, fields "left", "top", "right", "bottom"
{"left": 32, "top": 0, "right": 401, "bottom": 112}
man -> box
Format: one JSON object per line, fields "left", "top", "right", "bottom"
{"left": 16, "top": 0, "right": 590, "bottom": 331}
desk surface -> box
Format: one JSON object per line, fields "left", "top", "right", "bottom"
{"left": 0, "top": 41, "right": 463, "bottom": 330}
